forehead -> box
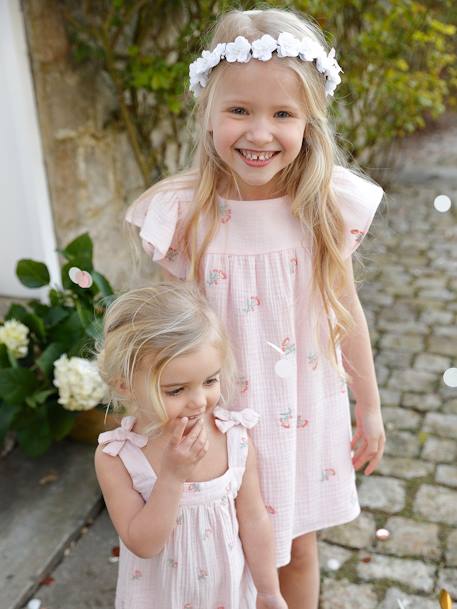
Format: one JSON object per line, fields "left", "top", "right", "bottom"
{"left": 160, "top": 344, "right": 223, "bottom": 383}
{"left": 214, "top": 58, "right": 304, "bottom": 107}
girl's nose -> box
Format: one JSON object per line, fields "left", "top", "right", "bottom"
{"left": 189, "top": 388, "right": 207, "bottom": 409}
{"left": 246, "top": 117, "right": 273, "bottom": 146}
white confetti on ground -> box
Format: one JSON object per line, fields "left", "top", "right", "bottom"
{"left": 434, "top": 194, "right": 452, "bottom": 213}
{"left": 326, "top": 558, "right": 341, "bottom": 571}
{"left": 376, "top": 528, "right": 390, "bottom": 540}
{"left": 27, "top": 600, "right": 41, "bottom": 609}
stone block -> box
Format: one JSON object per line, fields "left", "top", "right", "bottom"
{"left": 320, "top": 578, "right": 378, "bottom": 609}
{"left": 377, "top": 456, "right": 434, "bottom": 480}
{"left": 374, "top": 516, "right": 441, "bottom": 560}
{"left": 356, "top": 553, "right": 436, "bottom": 592}
{"left": 421, "top": 436, "right": 457, "bottom": 463}
{"left": 414, "top": 484, "right": 457, "bottom": 526}
{"left": 320, "top": 512, "right": 376, "bottom": 549}
{"left": 423, "top": 412, "right": 457, "bottom": 439}
{"left": 358, "top": 476, "right": 406, "bottom": 513}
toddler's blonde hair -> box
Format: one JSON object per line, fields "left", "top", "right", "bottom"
{"left": 96, "top": 282, "right": 237, "bottom": 432}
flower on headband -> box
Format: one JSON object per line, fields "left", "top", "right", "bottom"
{"left": 277, "top": 32, "right": 301, "bottom": 58}
{"left": 298, "top": 38, "right": 323, "bottom": 62}
{"left": 189, "top": 43, "right": 226, "bottom": 95}
{"left": 251, "top": 34, "right": 278, "bottom": 61}
{"left": 225, "top": 36, "right": 252, "bottom": 63}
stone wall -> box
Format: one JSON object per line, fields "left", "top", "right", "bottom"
{"left": 22, "top": 0, "right": 155, "bottom": 290}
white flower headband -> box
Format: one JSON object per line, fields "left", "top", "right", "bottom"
{"left": 189, "top": 32, "right": 342, "bottom": 98}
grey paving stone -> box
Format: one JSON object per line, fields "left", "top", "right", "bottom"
{"left": 414, "top": 353, "right": 452, "bottom": 373}
{"left": 320, "top": 578, "right": 379, "bottom": 609}
{"left": 383, "top": 407, "right": 422, "bottom": 431}
{"left": 421, "top": 436, "right": 457, "bottom": 463}
{"left": 436, "top": 464, "right": 457, "bottom": 488}
{"left": 320, "top": 512, "right": 376, "bottom": 549}
{"left": 414, "top": 484, "right": 457, "bottom": 526}
{"left": 380, "top": 389, "right": 402, "bottom": 407}
{"left": 374, "top": 516, "right": 441, "bottom": 560}
{"left": 437, "top": 568, "right": 457, "bottom": 599}
{"left": 376, "top": 350, "right": 414, "bottom": 369}
{"left": 0, "top": 442, "right": 102, "bottom": 609}
{"left": 419, "top": 309, "right": 454, "bottom": 325}
{"left": 358, "top": 476, "right": 406, "bottom": 513}
{"left": 388, "top": 369, "right": 438, "bottom": 393}
{"left": 22, "top": 509, "right": 117, "bottom": 609}
{"left": 445, "top": 529, "right": 457, "bottom": 567}
{"left": 318, "top": 541, "right": 353, "bottom": 572}
{"left": 443, "top": 399, "right": 457, "bottom": 414}
{"left": 380, "top": 334, "right": 425, "bottom": 353}
{"left": 384, "top": 430, "right": 421, "bottom": 458}
{"left": 377, "top": 320, "right": 429, "bottom": 335}
{"left": 356, "top": 553, "right": 436, "bottom": 592}
{"left": 377, "top": 456, "right": 434, "bottom": 480}
{"left": 379, "top": 587, "right": 437, "bottom": 609}
{"left": 428, "top": 336, "right": 457, "bottom": 357}
{"left": 423, "top": 412, "right": 457, "bottom": 438}
{"left": 401, "top": 393, "right": 442, "bottom": 411}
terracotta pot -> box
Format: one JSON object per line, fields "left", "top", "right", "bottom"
{"left": 69, "top": 408, "right": 118, "bottom": 445}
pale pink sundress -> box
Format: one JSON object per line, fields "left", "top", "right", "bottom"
{"left": 98, "top": 406, "right": 259, "bottom": 609}
{"left": 126, "top": 165, "right": 384, "bottom": 567}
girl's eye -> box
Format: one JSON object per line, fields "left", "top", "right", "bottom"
{"left": 230, "top": 107, "right": 247, "bottom": 115}
{"left": 275, "top": 111, "right": 291, "bottom": 118}
{"left": 165, "top": 387, "right": 183, "bottom": 397}
{"left": 205, "top": 377, "right": 220, "bottom": 386}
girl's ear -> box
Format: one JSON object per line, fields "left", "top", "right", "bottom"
{"left": 114, "top": 378, "right": 131, "bottom": 397}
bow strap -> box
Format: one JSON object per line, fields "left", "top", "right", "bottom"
{"left": 98, "top": 416, "right": 148, "bottom": 456}
{"left": 213, "top": 406, "right": 260, "bottom": 434}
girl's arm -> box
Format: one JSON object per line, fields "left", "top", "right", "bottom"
{"left": 340, "top": 256, "right": 386, "bottom": 476}
{"left": 94, "top": 417, "right": 208, "bottom": 558}
{"left": 236, "top": 437, "right": 287, "bottom": 609}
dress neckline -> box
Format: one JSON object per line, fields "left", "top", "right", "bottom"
{"left": 217, "top": 193, "right": 288, "bottom": 205}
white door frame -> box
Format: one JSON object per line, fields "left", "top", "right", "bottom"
{"left": 0, "top": 0, "right": 60, "bottom": 300}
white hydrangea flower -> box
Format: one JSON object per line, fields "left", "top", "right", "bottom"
{"left": 276, "top": 32, "right": 301, "bottom": 58}
{"left": 0, "top": 319, "right": 29, "bottom": 358}
{"left": 53, "top": 354, "right": 108, "bottom": 411}
{"left": 251, "top": 34, "right": 278, "bottom": 61}
{"left": 189, "top": 56, "right": 211, "bottom": 94}
{"left": 225, "top": 36, "right": 252, "bottom": 63}
{"left": 325, "top": 71, "right": 342, "bottom": 96}
{"left": 316, "top": 48, "right": 341, "bottom": 75}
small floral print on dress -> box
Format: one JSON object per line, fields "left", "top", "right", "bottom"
{"left": 240, "top": 435, "right": 248, "bottom": 450}
{"left": 279, "top": 407, "right": 293, "bottom": 429}
{"left": 297, "top": 415, "right": 309, "bottom": 429}
{"left": 198, "top": 568, "right": 209, "bottom": 580}
{"left": 265, "top": 505, "right": 277, "bottom": 515}
{"left": 339, "top": 377, "right": 347, "bottom": 393}
{"left": 132, "top": 569, "right": 143, "bottom": 580}
{"left": 225, "top": 481, "right": 232, "bottom": 493}
{"left": 176, "top": 514, "right": 183, "bottom": 525}
{"left": 289, "top": 257, "right": 298, "bottom": 274}
{"left": 220, "top": 495, "right": 228, "bottom": 505}
{"left": 167, "top": 558, "right": 178, "bottom": 569}
{"left": 321, "top": 468, "right": 336, "bottom": 481}
{"left": 239, "top": 377, "right": 249, "bottom": 394}
{"left": 281, "top": 337, "right": 296, "bottom": 356}
{"left": 242, "top": 296, "right": 261, "bottom": 313}
{"left": 350, "top": 228, "right": 365, "bottom": 244}
{"left": 202, "top": 528, "right": 212, "bottom": 541}
{"left": 207, "top": 269, "right": 227, "bottom": 287}
{"left": 308, "top": 352, "right": 318, "bottom": 370}
{"left": 184, "top": 604, "right": 193, "bottom": 609}
{"left": 187, "top": 482, "right": 202, "bottom": 492}
{"left": 219, "top": 201, "right": 232, "bottom": 224}
{"left": 165, "top": 246, "right": 179, "bottom": 262}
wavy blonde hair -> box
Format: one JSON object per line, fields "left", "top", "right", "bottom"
{"left": 129, "top": 8, "right": 358, "bottom": 364}
{"left": 95, "top": 282, "right": 237, "bottom": 433}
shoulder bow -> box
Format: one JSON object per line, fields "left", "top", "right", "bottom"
{"left": 213, "top": 406, "right": 260, "bottom": 433}
{"left": 98, "top": 416, "right": 148, "bottom": 456}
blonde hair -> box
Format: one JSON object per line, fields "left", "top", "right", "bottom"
{"left": 128, "top": 8, "right": 363, "bottom": 364}
{"left": 96, "top": 282, "right": 237, "bottom": 433}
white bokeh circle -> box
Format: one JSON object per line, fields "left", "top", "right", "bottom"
{"left": 275, "top": 359, "right": 295, "bottom": 378}
{"left": 443, "top": 367, "right": 457, "bottom": 388}
{"left": 433, "top": 195, "right": 451, "bottom": 213}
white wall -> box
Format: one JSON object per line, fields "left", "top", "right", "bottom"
{"left": 0, "top": 0, "right": 60, "bottom": 299}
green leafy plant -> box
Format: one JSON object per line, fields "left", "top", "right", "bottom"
{"left": 0, "top": 234, "right": 115, "bottom": 457}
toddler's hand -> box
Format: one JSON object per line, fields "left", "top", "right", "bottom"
{"left": 351, "top": 403, "right": 385, "bottom": 475}
{"left": 160, "top": 418, "right": 209, "bottom": 482}
{"left": 256, "top": 592, "right": 288, "bottom": 609}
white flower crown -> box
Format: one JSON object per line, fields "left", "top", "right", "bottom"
{"left": 189, "top": 32, "right": 342, "bottom": 98}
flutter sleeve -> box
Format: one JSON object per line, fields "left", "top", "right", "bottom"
{"left": 125, "top": 187, "right": 189, "bottom": 278}
{"left": 332, "top": 165, "right": 384, "bottom": 258}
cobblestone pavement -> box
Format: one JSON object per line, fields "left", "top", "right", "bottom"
{"left": 319, "top": 115, "right": 457, "bottom": 608}
{"left": 23, "top": 116, "right": 457, "bottom": 609}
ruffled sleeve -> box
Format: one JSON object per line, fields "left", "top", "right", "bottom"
{"left": 125, "top": 187, "right": 191, "bottom": 278}
{"left": 98, "top": 416, "right": 148, "bottom": 456}
{"left": 332, "top": 165, "right": 384, "bottom": 258}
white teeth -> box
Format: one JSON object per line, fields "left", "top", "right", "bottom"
{"left": 240, "top": 150, "right": 275, "bottom": 161}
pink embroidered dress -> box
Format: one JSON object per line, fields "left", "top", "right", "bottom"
{"left": 98, "top": 406, "right": 259, "bottom": 609}
{"left": 126, "top": 165, "right": 384, "bottom": 567}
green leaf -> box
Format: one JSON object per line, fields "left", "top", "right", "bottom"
{"left": 0, "top": 401, "right": 20, "bottom": 445}
{"left": 85, "top": 318, "right": 104, "bottom": 342}
{"left": 24, "top": 313, "right": 46, "bottom": 340}
{"left": 36, "top": 342, "right": 67, "bottom": 376}
{"left": 49, "top": 312, "right": 86, "bottom": 349}
{"left": 0, "top": 344, "right": 9, "bottom": 368}
{"left": 60, "top": 233, "right": 93, "bottom": 270}
{"left": 76, "top": 303, "right": 95, "bottom": 329}
{"left": 91, "top": 271, "right": 114, "bottom": 297}
{"left": 48, "top": 402, "right": 76, "bottom": 440}
{"left": 5, "top": 304, "right": 28, "bottom": 323}
{"left": 16, "top": 415, "right": 52, "bottom": 457}
{"left": 44, "top": 306, "right": 70, "bottom": 328}
{"left": 0, "top": 368, "right": 38, "bottom": 404}
{"left": 16, "top": 259, "right": 50, "bottom": 288}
